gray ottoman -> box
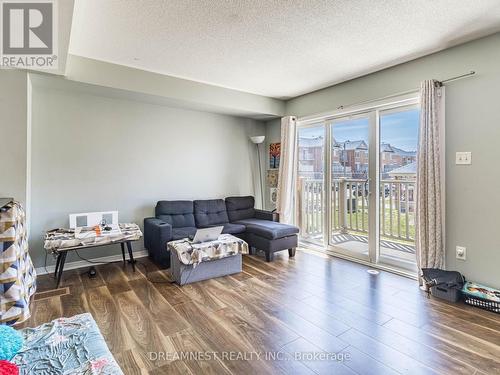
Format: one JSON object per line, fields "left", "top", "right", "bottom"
{"left": 170, "top": 252, "right": 242, "bottom": 285}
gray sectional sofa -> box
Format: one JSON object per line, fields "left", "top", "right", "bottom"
{"left": 144, "top": 196, "right": 299, "bottom": 268}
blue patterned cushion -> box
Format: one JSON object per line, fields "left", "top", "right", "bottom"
{"left": 13, "top": 313, "right": 123, "bottom": 374}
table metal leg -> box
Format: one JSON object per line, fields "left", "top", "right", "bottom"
{"left": 56, "top": 251, "right": 67, "bottom": 288}
{"left": 126, "top": 241, "right": 136, "bottom": 272}
{"left": 54, "top": 253, "right": 61, "bottom": 277}
{"left": 120, "top": 242, "right": 126, "bottom": 264}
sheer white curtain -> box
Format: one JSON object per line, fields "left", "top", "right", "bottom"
{"left": 276, "top": 116, "right": 297, "bottom": 224}
{"left": 416, "top": 80, "right": 445, "bottom": 275}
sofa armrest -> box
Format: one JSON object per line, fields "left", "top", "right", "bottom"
{"left": 254, "top": 209, "right": 279, "bottom": 222}
{"left": 144, "top": 217, "right": 172, "bottom": 250}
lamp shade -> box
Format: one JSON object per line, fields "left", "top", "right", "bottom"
{"left": 250, "top": 135, "right": 265, "bottom": 144}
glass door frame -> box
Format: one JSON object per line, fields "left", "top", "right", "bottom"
{"left": 377, "top": 103, "right": 420, "bottom": 273}
{"left": 325, "top": 111, "right": 377, "bottom": 264}
{"left": 296, "top": 121, "right": 327, "bottom": 248}
{"left": 295, "top": 93, "right": 420, "bottom": 275}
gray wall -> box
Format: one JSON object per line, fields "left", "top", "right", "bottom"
{"left": 273, "top": 32, "right": 500, "bottom": 288}
{"left": 30, "top": 82, "right": 265, "bottom": 268}
{"left": 0, "top": 71, "right": 28, "bottom": 206}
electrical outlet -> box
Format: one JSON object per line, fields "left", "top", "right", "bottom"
{"left": 456, "top": 246, "right": 466, "bottom": 260}
{"left": 456, "top": 152, "right": 472, "bottom": 165}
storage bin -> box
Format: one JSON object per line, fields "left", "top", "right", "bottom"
{"left": 421, "top": 268, "right": 465, "bottom": 303}
{"left": 170, "top": 252, "right": 242, "bottom": 285}
{"left": 462, "top": 281, "right": 500, "bottom": 313}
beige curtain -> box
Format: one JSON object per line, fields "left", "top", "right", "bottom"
{"left": 276, "top": 116, "right": 297, "bottom": 224}
{"left": 416, "top": 80, "right": 445, "bottom": 275}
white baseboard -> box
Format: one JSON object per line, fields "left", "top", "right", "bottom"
{"left": 36, "top": 250, "right": 149, "bottom": 276}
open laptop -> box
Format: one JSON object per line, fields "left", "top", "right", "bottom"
{"left": 190, "top": 226, "right": 224, "bottom": 243}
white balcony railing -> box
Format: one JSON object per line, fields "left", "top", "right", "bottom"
{"left": 298, "top": 178, "right": 416, "bottom": 244}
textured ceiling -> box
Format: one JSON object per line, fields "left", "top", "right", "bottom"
{"left": 69, "top": 0, "right": 500, "bottom": 99}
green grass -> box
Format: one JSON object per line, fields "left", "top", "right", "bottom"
{"left": 337, "top": 210, "right": 415, "bottom": 244}
{"left": 303, "top": 197, "right": 415, "bottom": 245}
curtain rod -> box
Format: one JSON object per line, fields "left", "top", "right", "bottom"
{"left": 336, "top": 70, "right": 476, "bottom": 110}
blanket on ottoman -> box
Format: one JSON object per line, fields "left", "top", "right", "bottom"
{"left": 168, "top": 234, "right": 248, "bottom": 267}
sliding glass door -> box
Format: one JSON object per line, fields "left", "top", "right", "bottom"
{"left": 329, "top": 113, "right": 375, "bottom": 262}
{"left": 378, "top": 105, "right": 419, "bottom": 271}
{"left": 297, "top": 124, "right": 325, "bottom": 245}
{"left": 296, "top": 97, "right": 419, "bottom": 273}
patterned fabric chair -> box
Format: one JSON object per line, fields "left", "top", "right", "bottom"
{"left": 0, "top": 201, "right": 36, "bottom": 325}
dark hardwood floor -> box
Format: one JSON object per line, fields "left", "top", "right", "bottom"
{"left": 23, "top": 250, "right": 500, "bottom": 374}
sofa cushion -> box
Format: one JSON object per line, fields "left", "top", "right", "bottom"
{"left": 156, "top": 201, "right": 195, "bottom": 228}
{"left": 225, "top": 196, "right": 255, "bottom": 222}
{"left": 216, "top": 223, "right": 246, "bottom": 235}
{"left": 171, "top": 227, "right": 197, "bottom": 240}
{"left": 194, "top": 199, "right": 229, "bottom": 227}
{"left": 235, "top": 218, "right": 299, "bottom": 240}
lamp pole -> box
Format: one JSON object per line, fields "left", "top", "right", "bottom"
{"left": 256, "top": 143, "right": 264, "bottom": 209}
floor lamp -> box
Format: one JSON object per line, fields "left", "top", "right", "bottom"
{"left": 250, "top": 136, "right": 266, "bottom": 209}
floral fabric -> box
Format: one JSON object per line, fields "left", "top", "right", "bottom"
{"left": 13, "top": 313, "right": 123, "bottom": 374}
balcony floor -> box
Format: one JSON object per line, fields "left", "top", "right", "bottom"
{"left": 332, "top": 233, "right": 415, "bottom": 253}
{"left": 331, "top": 233, "right": 416, "bottom": 263}
{"left": 303, "top": 233, "right": 416, "bottom": 263}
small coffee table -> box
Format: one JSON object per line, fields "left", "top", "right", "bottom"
{"left": 44, "top": 223, "right": 142, "bottom": 287}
